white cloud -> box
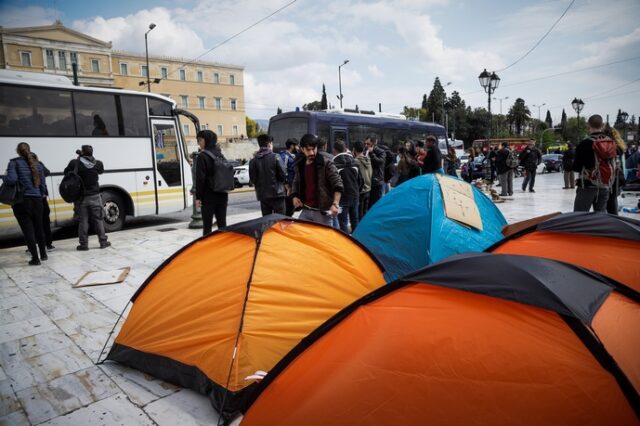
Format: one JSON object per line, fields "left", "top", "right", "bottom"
{"left": 368, "top": 65, "right": 383, "bottom": 78}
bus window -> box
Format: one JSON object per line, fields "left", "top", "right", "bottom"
{"left": 316, "top": 121, "right": 330, "bottom": 142}
{"left": 74, "top": 92, "right": 118, "bottom": 137}
{"left": 148, "top": 98, "right": 173, "bottom": 117}
{"left": 331, "top": 129, "right": 347, "bottom": 150}
{"left": 269, "top": 117, "right": 308, "bottom": 150}
{"left": 153, "top": 123, "right": 182, "bottom": 187}
{"left": 120, "top": 96, "right": 149, "bottom": 137}
{"left": 0, "top": 85, "right": 74, "bottom": 136}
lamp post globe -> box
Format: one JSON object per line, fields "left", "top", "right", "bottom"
{"left": 571, "top": 98, "right": 585, "bottom": 141}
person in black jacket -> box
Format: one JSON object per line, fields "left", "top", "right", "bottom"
{"left": 195, "top": 130, "right": 229, "bottom": 235}
{"left": 495, "top": 142, "right": 513, "bottom": 196}
{"left": 572, "top": 114, "right": 609, "bottom": 212}
{"left": 333, "top": 140, "right": 361, "bottom": 233}
{"left": 64, "top": 145, "right": 110, "bottom": 250}
{"left": 422, "top": 135, "right": 442, "bottom": 174}
{"left": 364, "top": 135, "right": 385, "bottom": 207}
{"left": 562, "top": 143, "right": 576, "bottom": 189}
{"left": 519, "top": 141, "right": 541, "bottom": 192}
{"left": 249, "top": 134, "right": 287, "bottom": 216}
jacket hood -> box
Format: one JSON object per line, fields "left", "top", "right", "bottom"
{"left": 256, "top": 147, "right": 272, "bottom": 159}
{"left": 334, "top": 152, "right": 354, "bottom": 166}
{"left": 356, "top": 154, "right": 371, "bottom": 167}
{"left": 80, "top": 156, "right": 96, "bottom": 168}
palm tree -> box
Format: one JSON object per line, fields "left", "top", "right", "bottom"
{"left": 507, "top": 98, "right": 531, "bottom": 135}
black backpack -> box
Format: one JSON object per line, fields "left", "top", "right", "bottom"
{"left": 383, "top": 149, "right": 395, "bottom": 182}
{"left": 202, "top": 150, "right": 235, "bottom": 193}
{"left": 59, "top": 160, "right": 84, "bottom": 203}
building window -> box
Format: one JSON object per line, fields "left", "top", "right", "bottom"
{"left": 201, "top": 124, "right": 208, "bottom": 130}
{"left": 161, "top": 67, "right": 168, "bottom": 79}
{"left": 230, "top": 74, "right": 235, "bottom": 85}
{"left": 180, "top": 95, "right": 188, "bottom": 108}
{"left": 141, "top": 65, "right": 148, "bottom": 77}
{"left": 179, "top": 69, "right": 186, "bottom": 80}
{"left": 91, "top": 59, "right": 100, "bottom": 73}
{"left": 214, "top": 97, "right": 221, "bottom": 110}
{"left": 198, "top": 96, "right": 205, "bottom": 109}
{"left": 213, "top": 72, "right": 219, "bottom": 84}
{"left": 230, "top": 98, "right": 237, "bottom": 111}
{"left": 183, "top": 124, "right": 189, "bottom": 135}
{"left": 197, "top": 70, "right": 203, "bottom": 82}
{"left": 120, "top": 63, "right": 128, "bottom": 75}
{"left": 20, "top": 51, "right": 32, "bottom": 67}
{"left": 58, "top": 51, "right": 67, "bottom": 70}
{"left": 217, "top": 125, "right": 223, "bottom": 135}
{"left": 46, "top": 49, "right": 55, "bottom": 69}
{"left": 70, "top": 52, "right": 78, "bottom": 65}
{"left": 233, "top": 125, "right": 239, "bottom": 136}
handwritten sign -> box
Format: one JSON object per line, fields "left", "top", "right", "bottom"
{"left": 436, "top": 174, "right": 483, "bottom": 231}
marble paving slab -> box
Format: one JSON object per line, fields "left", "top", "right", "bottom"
{"left": 16, "top": 366, "right": 120, "bottom": 424}
{"left": 41, "top": 393, "right": 154, "bottom": 426}
{"left": 0, "top": 409, "right": 30, "bottom": 426}
{"left": 144, "top": 389, "right": 220, "bottom": 426}
{"left": 0, "top": 379, "right": 20, "bottom": 417}
{"left": 0, "top": 329, "right": 74, "bottom": 366}
{"left": 0, "top": 316, "right": 57, "bottom": 345}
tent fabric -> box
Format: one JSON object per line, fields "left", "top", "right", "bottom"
{"left": 242, "top": 254, "right": 639, "bottom": 425}
{"left": 106, "top": 216, "right": 385, "bottom": 417}
{"left": 353, "top": 174, "right": 506, "bottom": 282}
{"left": 489, "top": 213, "right": 640, "bottom": 293}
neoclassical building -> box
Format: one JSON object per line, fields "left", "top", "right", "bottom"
{"left": 0, "top": 21, "right": 246, "bottom": 141}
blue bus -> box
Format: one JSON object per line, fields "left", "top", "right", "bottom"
{"left": 268, "top": 110, "right": 445, "bottom": 152}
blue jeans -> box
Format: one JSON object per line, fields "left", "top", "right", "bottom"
{"left": 299, "top": 209, "right": 334, "bottom": 227}
{"left": 338, "top": 198, "right": 359, "bottom": 234}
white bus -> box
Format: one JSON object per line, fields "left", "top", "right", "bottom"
{"left": 0, "top": 70, "right": 196, "bottom": 237}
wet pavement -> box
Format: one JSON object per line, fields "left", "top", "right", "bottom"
{"left": 0, "top": 171, "right": 636, "bottom": 425}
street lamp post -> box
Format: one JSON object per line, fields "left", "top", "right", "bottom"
{"left": 621, "top": 111, "right": 629, "bottom": 143}
{"left": 338, "top": 59, "right": 349, "bottom": 109}
{"left": 571, "top": 98, "right": 585, "bottom": 142}
{"left": 493, "top": 96, "right": 509, "bottom": 115}
{"left": 532, "top": 103, "right": 546, "bottom": 122}
{"left": 479, "top": 69, "right": 500, "bottom": 185}
{"left": 442, "top": 81, "right": 452, "bottom": 152}
{"left": 144, "top": 23, "right": 156, "bottom": 93}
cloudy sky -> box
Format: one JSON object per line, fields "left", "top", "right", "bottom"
{"left": 2, "top": 0, "right": 639, "bottom": 124}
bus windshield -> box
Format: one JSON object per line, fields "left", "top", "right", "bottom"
{"left": 269, "top": 117, "right": 308, "bottom": 149}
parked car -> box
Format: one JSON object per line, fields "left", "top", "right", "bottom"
{"left": 234, "top": 164, "right": 250, "bottom": 187}
{"left": 539, "top": 154, "right": 563, "bottom": 173}
{"left": 461, "top": 155, "right": 486, "bottom": 180}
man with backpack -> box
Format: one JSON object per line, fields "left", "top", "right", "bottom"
{"left": 249, "top": 134, "right": 287, "bottom": 216}
{"left": 519, "top": 141, "right": 542, "bottom": 192}
{"left": 195, "top": 130, "right": 234, "bottom": 235}
{"left": 496, "top": 142, "right": 514, "bottom": 197}
{"left": 573, "top": 114, "right": 614, "bottom": 212}
{"left": 63, "top": 145, "right": 110, "bottom": 250}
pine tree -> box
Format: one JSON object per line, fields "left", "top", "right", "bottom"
{"left": 421, "top": 94, "right": 428, "bottom": 110}
{"left": 426, "top": 78, "right": 447, "bottom": 124}
{"left": 321, "top": 84, "right": 328, "bottom": 110}
{"left": 545, "top": 110, "right": 553, "bottom": 128}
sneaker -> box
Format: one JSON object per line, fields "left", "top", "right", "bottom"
{"left": 29, "top": 259, "right": 41, "bottom": 266}
{"left": 40, "top": 254, "right": 48, "bottom": 261}
{"left": 529, "top": 189, "right": 536, "bottom": 193}
{"left": 46, "top": 245, "right": 55, "bottom": 250}
{"left": 562, "top": 187, "right": 569, "bottom": 189}
{"left": 76, "top": 245, "right": 89, "bottom": 251}
{"left": 99, "top": 242, "right": 111, "bottom": 249}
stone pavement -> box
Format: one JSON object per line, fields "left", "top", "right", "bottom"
{"left": 0, "top": 172, "right": 635, "bottom": 425}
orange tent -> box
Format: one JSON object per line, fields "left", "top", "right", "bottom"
{"left": 242, "top": 253, "right": 639, "bottom": 425}
{"left": 489, "top": 212, "right": 640, "bottom": 292}
{"left": 105, "top": 215, "right": 385, "bottom": 418}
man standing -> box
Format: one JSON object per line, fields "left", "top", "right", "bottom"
{"left": 333, "top": 140, "right": 360, "bottom": 233}
{"left": 422, "top": 135, "right": 442, "bottom": 174}
{"left": 250, "top": 134, "right": 287, "bottom": 216}
{"left": 353, "top": 141, "right": 372, "bottom": 219}
{"left": 195, "top": 130, "right": 230, "bottom": 235}
{"left": 519, "top": 141, "right": 542, "bottom": 192}
{"left": 292, "top": 134, "right": 343, "bottom": 226}
{"left": 495, "top": 142, "right": 513, "bottom": 196}
{"left": 365, "top": 135, "right": 385, "bottom": 207}
{"left": 279, "top": 138, "right": 298, "bottom": 216}
{"left": 64, "top": 145, "right": 110, "bottom": 250}
{"left": 562, "top": 143, "right": 576, "bottom": 189}
{"left": 573, "top": 114, "right": 611, "bottom": 212}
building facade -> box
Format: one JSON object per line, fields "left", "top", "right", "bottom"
{"left": 0, "top": 22, "right": 246, "bottom": 142}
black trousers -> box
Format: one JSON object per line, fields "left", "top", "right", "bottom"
{"left": 42, "top": 198, "right": 52, "bottom": 246}
{"left": 202, "top": 191, "right": 228, "bottom": 235}
{"left": 12, "top": 197, "right": 46, "bottom": 260}
{"left": 358, "top": 191, "right": 370, "bottom": 219}
{"left": 260, "top": 197, "right": 285, "bottom": 216}
{"left": 369, "top": 183, "right": 383, "bottom": 208}
{"left": 284, "top": 194, "right": 295, "bottom": 217}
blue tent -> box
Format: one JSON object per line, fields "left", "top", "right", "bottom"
{"left": 353, "top": 174, "right": 507, "bottom": 281}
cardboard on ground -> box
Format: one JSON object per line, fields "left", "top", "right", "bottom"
{"left": 436, "top": 174, "right": 483, "bottom": 231}
{"left": 74, "top": 267, "right": 130, "bottom": 288}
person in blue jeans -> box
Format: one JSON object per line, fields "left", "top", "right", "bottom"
{"left": 4, "top": 142, "right": 48, "bottom": 265}
{"left": 333, "top": 140, "right": 361, "bottom": 233}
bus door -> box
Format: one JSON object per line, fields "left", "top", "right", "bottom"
{"left": 151, "top": 119, "right": 184, "bottom": 214}
{"left": 331, "top": 127, "right": 348, "bottom": 151}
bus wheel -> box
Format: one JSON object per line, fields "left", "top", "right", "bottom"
{"left": 102, "top": 190, "right": 125, "bottom": 232}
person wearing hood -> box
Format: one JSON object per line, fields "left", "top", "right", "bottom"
{"left": 352, "top": 140, "right": 372, "bottom": 219}
{"left": 195, "top": 130, "right": 229, "bottom": 235}
{"left": 64, "top": 145, "right": 110, "bottom": 250}
{"left": 249, "top": 134, "right": 287, "bottom": 216}
{"left": 333, "top": 140, "right": 362, "bottom": 233}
